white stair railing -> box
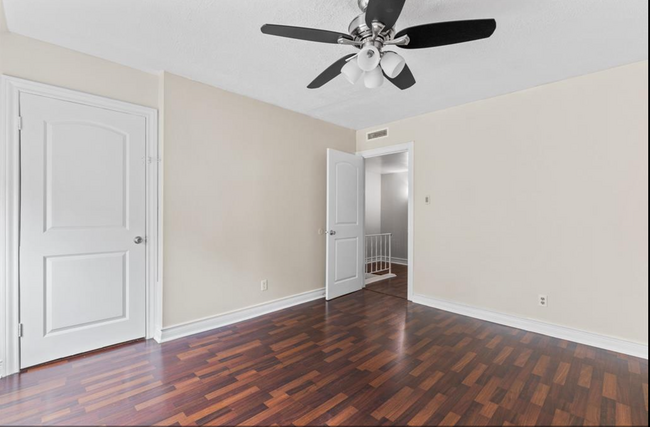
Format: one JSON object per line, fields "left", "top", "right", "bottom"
{"left": 365, "top": 233, "right": 392, "bottom": 276}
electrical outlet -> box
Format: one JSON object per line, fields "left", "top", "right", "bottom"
{"left": 538, "top": 294, "right": 548, "bottom": 307}
{"left": 261, "top": 280, "right": 269, "bottom": 292}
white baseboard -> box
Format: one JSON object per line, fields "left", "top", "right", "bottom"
{"left": 412, "top": 294, "right": 648, "bottom": 360}
{"left": 156, "top": 289, "right": 647, "bottom": 359}
{"left": 157, "top": 288, "right": 325, "bottom": 343}
{"left": 392, "top": 258, "right": 408, "bottom": 266}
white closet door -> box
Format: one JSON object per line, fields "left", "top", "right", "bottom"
{"left": 19, "top": 93, "right": 147, "bottom": 368}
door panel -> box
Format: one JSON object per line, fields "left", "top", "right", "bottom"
{"left": 45, "top": 122, "right": 129, "bottom": 230}
{"left": 44, "top": 252, "right": 127, "bottom": 335}
{"left": 326, "top": 149, "right": 365, "bottom": 300}
{"left": 335, "top": 163, "right": 359, "bottom": 224}
{"left": 19, "top": 93, "right": 146, "bottom": 368}
{"left": 334, "top": 238, "right": 359, "bottom": 282}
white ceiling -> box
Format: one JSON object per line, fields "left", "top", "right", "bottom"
{"left": 3, "top": 0, "right": 648, "bottom": 130}
{"left": 366, "top": 152, "right": 409, "bottom": 175}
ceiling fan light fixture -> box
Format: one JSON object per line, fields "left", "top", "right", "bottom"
{"left": 341, "top": 59, "right": 364, "bottom": 84}
{"left": 261, "top": 0, "right": 498, "bottom": 90}
{"left": 381, "top": 51, "right": 406, "bottom": 79}
{"left": 357, "top": 45, "right": 381, "bottom": 72}
{"left": 364, "top": 66, "right": 384, "bottom": 89}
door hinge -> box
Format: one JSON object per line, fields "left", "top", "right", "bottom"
{"left": 17, "top": 116, "right": 23, "bottom": 131}
{"left": 147, "top": 156, "right": 162, "bottom": 164}
{"left": 18, "top": 323, "right": 24, "bottom": 338}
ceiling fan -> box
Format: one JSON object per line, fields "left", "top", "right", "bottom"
{"left": 261, "top": 0, "right": 497, "bottom": 90}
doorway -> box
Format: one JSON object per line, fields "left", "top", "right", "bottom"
{"left": 364, "top": 152, "right": 410, "bottom": 299}
{"left": 0, "top": 76, "right": 160, "bottom": 377}
{"left": 324, "top": 143, "right": 414, "bottom": 302}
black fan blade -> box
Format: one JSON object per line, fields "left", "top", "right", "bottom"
{"left": 384, "top": 64, "right": 416, "bottom": 90}
{"left": 261, "top": 24, "right": 352, "bottom": 44}
{"left": 396, "top": 19, "right": 497, "bottom": 49}
{"left": 308, "top": 54, "right": 357, "bottom": 89}
{"left": 365, "top": 0, "right": 406, "bottom": 30}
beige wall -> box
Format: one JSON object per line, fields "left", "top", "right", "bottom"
{"left": 2, "top": 8, "right": 646, "bottom": 344}
{"left": 162, "top": 72, "right": 355, "bottom": 327}
{"left": 0, "top": 1, "right": 7, "bottom": 34}
{"left": 0, "top": 32, "right": 158, "bottom": 108}
{"left": 0, "top": 27, "right": 356, "bottom": 330}
{"left": 358, "top": 61, "right": 649, "bottom": 344}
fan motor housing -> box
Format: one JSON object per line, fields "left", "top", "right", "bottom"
{"left": 348, "top": 14, "right": 396, "bottom": 49}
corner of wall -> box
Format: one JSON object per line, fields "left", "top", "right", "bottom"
{"left": 0, "top": 0, "right": 8, "bottom": 34}
{"left": 355, "top": 130, "right": 366, "bottom": 151}
{"left": 154, "top": 71, "right": 165, "bottom": 342}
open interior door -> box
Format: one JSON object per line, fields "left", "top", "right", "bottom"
{"left": 326, "top": 149, "right": 365, "bottom": 300}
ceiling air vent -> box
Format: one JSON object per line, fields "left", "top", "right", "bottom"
{"left": 367, "top": 128, "right": 389, "bottom": 141}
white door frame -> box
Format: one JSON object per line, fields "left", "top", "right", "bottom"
{"left": 358, "top": 142, "right": 414, "bottom": 301}
{"left": 0, "top": 76, "right": 163, "bottom": 378}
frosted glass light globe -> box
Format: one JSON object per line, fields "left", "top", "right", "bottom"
{"left": 381, "top": 52, "right": 406, "bottom": 79}
{"left": 358, "top": 46, "right": 381, "bottom": 72}
{"left": 364, "top": 67, "right": 384, "bottom": 89}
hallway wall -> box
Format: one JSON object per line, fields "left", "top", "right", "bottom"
{"left": 381, "top": 172, "right": 409, "bottom": 261}
{"left": 365, "top": 171, "right": 382, "bottom": 235}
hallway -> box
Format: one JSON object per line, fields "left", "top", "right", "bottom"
{"left": 365, "top": 263, "right": 408, "bottom": 300}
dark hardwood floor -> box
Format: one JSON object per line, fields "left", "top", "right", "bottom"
{"left": 0, "top": 291, "right": 647, "bottom": 426}
{"left": 365, "top": 264, "right": 408, "bottom": 300}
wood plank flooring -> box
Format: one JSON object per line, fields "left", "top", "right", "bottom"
{"left": 365, "top": 264, "right": 408, "bottom": 300}
{"left": 0, "top": 291, "right": 647, "bottom": 426}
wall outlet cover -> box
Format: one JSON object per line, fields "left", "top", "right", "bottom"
{"left": 539, "top": 294, "right": 548, "bottom": 307}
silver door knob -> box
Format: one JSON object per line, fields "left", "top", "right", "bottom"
{"left": 134, "top": 236, "right": 145, "bottom": 245}
{"left": 328, "top": 230, "right": 337, "bottom": 236}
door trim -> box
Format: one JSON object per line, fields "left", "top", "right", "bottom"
{"left": 0, "top": 76, "right": 162, "bottom": 378}
{"left": 358, "top": 142, "right": 414, "bottom": 302}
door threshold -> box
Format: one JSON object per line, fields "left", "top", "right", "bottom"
{"left": 365, "top": 273, "right": 397, "bottom": 285}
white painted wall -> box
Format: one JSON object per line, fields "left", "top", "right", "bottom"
{"left": 365, "top": 171, "right": 382, "bottom": 235}
{"left": 381, "top": 173, "right": 409, "bottom": 261}
{"left": 357, "top": 61, "right": 649, "bottom": 345}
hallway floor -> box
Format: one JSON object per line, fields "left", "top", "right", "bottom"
{"left": 365, "top": 263, "right": 408, "bottom": 300}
